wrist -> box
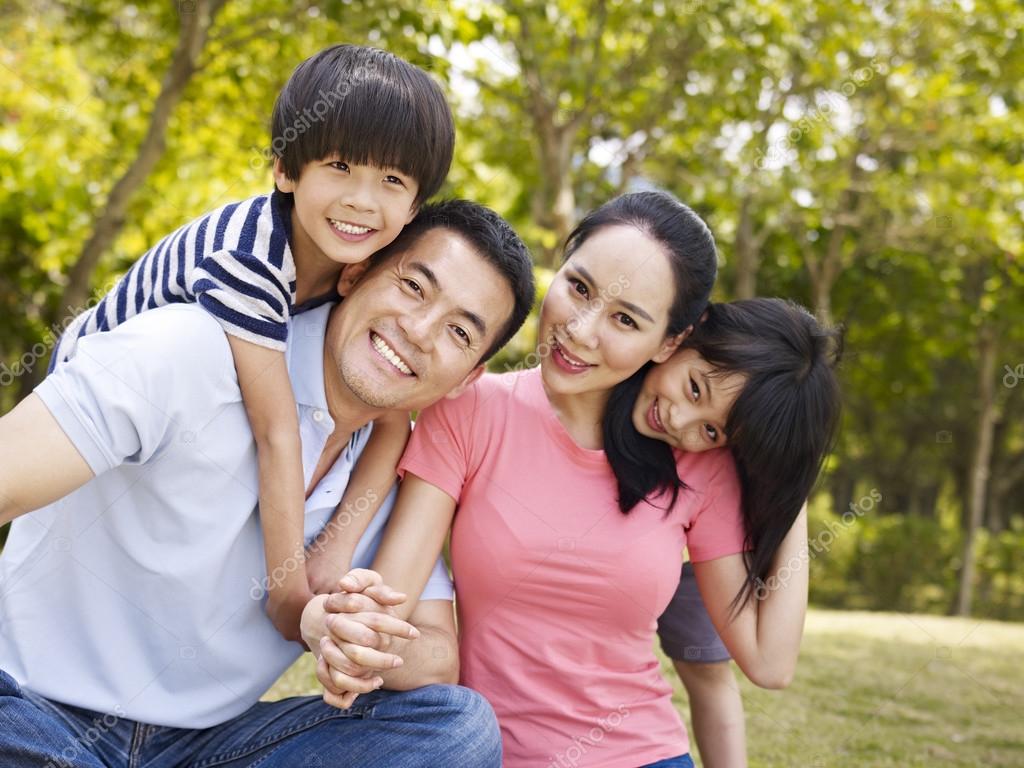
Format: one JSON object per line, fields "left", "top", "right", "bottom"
{"left": 300, "top": 594, "right": 330, "bottom": 653}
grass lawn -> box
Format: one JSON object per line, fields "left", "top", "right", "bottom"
{"left": 264, "top": 608, "right": 1024, "bottom": 767}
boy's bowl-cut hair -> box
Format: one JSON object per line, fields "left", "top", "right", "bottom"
{"left": 272, "top": 44, "right": 455, "bottom": 205}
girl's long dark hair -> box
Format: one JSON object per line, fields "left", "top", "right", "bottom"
{"left": 604, "top": 298, "right": 843, "bottom": 612}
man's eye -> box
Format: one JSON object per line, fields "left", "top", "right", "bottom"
{"left": 403, "top": 278, "right": 423, "bottom": 296}
{"left": 569, "top": 278, "right": 588, "bottom": 298}
{"left": 451, "top": 325, "right": 470, "bottom": 345}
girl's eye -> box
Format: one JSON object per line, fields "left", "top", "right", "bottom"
{"left": 615, "top": 313, "right": 637, "bottom": 328}
{"left": 569, "top": 278, "right": 589, "bottom": 298}
{"left": 385, "top": 175, "right": 405, "bottom": 186}
{"left": 330, "top": 161, "right": 350, "bottom": 172}
{"left": 690, "top": 376, "right": 700, "bottom": 401}
{"left": 403, "top": 278, "right": 423, "bottom": 296}
{"left": 705, "top": 424, "right": 718, "bottom": 442}
{"left": 451, "top": 325, "right": 470, "bottom": 345}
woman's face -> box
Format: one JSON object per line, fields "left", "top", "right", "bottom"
{"left": 539, "top": 224, "right": 682, "bottom": 398}
{"left": 632, "top": 348, "right": 746, "bottom": 452}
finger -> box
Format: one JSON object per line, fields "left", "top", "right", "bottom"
{"left": 323, "top": 689, "right": 360, "bottom": 710}
{"left": 324, "top": 591, "right": 395, "bottom": 616}
{"left": 328, "top": 665, "right": 383, "bottom": 694}
{"left": 316, "top": 655, "right": 346, "bottom": 697}
{"left": 338, "top": 640, "right": 404, "bottom": 670}
{"left": 320, "top": 636, "right": 372, "bottom": 678}
{"left": 326, "top": 612, "right": 419, "bottom": 644}
{"left": 337, "top": 568, "right": 383, "bottom": 593}
{"left": 361, "top": 583, "right": 407, "bottom": 607}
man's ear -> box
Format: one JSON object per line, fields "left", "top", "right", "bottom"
{"left": 651, "top": 326, "right": 691, "bottom": 364}
{"left": 337, "top": 261, "right": 372, "bottom": 296}
{"left": 273, "top": 157, "right": 295, "bottom": 193}
{"left": 445, "top": 365, "right": 485, "bottom": 400}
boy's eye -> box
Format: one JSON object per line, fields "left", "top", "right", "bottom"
{"left": 330, "top": 161, "right": 350, "bottom": 172}
{"left": 384, "top": 175, "right": 406, "bottom": 186}
{"left": 569, "top": 278, "right": 589, "bottom": 298}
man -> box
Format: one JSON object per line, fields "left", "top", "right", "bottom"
{"left": 0, "top": 200, "right": 535, "bottom": 767}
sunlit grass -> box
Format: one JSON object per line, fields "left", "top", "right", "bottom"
{"left": 265, "top": 608, "right": 1024, "bottom": 767}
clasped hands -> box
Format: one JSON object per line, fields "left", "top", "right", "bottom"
{"left": 299, "top": 568, "right": 420, "bottom": 709}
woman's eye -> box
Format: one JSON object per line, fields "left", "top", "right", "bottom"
{"left": 569, "top": 278, "right": 589, "bottom": 298}
{"left": 403, "top": 278, "right": 423, "bottom": 296}
{"left": 690, "top": 377, "right": 700, "bottom": 401}
{"left": 705, "top": 424, "right": 718, "bottom": 442}
{"left": 616, "top": 313, "right": 637, "bottom": 328}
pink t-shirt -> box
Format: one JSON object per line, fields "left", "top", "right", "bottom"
{"left": 399, "top": 368, "right": 745, "bottom": 767}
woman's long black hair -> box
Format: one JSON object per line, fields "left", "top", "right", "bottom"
{"left": 563, "top": 190, "right": 719, "bottom": 513}
{"left": 603, "top": 298, "right": 843, "bottom": 612}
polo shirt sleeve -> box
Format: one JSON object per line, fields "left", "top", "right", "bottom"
{"left": 397, "top": 385, "right": 480, "bottom": 503}
{"left": 190, "top": 249, "right": 296, "bottom": 351}
{"left": 34, "top": 307, "right": 236, "bottom": 476}
{"left": 685, "top": 449, "right": 748, "bottom": 563}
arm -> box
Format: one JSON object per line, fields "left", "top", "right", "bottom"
{"left": 0, "top": 394, "right": 94, "bottom": 525}
{"left": 226, "top": 335, "right": 310, "bottom": 643}
{"left": 367, "top": 473, "right": 456, "bottom": 621}
{"left": 306, "top": 409, "right": 412, "bottom": 595}
{"left": 692, "top": 504, "right": 809, "bottom": 689}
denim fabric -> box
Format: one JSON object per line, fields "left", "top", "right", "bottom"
{"left": 642, "top": 754, "right": 696, "bottom": 768}
{"left": 1, "top": 669, "right": 500, "bottom": 768}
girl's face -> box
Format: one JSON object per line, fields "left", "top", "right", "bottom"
{"left": 538, "top": 225, "right": 683, "bottom": 398}
{"left": 632, "top": 348, "right": 747, "bottom": 452}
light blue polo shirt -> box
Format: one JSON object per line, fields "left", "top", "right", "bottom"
{"left": 0, "top": 303, "right": 452, "bottom": 728}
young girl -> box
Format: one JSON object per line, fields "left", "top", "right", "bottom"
{"left": 47, "top": 45, "right": 456, "bottom": 641}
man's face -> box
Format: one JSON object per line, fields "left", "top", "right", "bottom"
{"left": 326, "top": 228, "right": 515, "bottom": 410}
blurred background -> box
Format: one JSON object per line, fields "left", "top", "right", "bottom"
{"left": 1, "top": 1, "right": 1022, "bottom": 763}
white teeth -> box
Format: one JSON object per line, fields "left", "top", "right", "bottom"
{"left": 556, "top": 340, "right": 589, "bottom": 367}
{"left": 329, "top": 219, "right": 372, "bottom": 235}
{"left": 371, "top": 333, "right": 413, "bottom": 375}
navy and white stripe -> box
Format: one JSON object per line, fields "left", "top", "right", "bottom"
{"left": 50, "top": 191, "right": 297, "bottom": 372}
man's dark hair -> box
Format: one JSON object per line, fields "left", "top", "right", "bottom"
{"left": 366, "top": 200, "right": 536, "bottom": 362}
{"left": 272, "top": 45, "right": 455, "bottom": 205}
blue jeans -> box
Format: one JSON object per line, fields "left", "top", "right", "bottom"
{"left": 0, "top": 668, "right": 500, "bottom": 767}
{"left": 643, "top": 756, "right": 695, "bottom": 768}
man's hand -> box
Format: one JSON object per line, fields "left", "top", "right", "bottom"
{"left": 303, "top": 569, "right": 420, "bottom": 709}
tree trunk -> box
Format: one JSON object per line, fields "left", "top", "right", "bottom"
{"left": 733, "top": 195, "right": 759, "bottom": 299}
{"left": 48, "top": 0, "right": 225, "bottom": 330}
{"left": 956, "top": 324, "right": 998, "bottom": 617}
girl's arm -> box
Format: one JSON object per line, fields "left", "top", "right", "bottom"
{"left": 305, "top": 409, "right": 412, "bottom": 595}
{"left": 227, "top": 335, "right": 310, "bottom": 643}
{"left": 693, "top": 504, "right": 808, "bottom": 689}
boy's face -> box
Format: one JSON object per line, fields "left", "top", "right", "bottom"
{"left": 275, "top": 155, "right": 419, "bottom": 267}
{"left": 632, "top": 348, "right": 746, "bottom": 453}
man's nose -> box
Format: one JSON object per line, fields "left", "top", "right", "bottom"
{"left": 396, "top": 310, "right": 436, "bottom": 353}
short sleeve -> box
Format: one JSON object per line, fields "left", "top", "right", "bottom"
{"left": 33, "top": 306, "right": 236, "bottom": 476}
{"left": 397, "top": 387, "right": 480, "bottom": 504}
{"left": 190, "top": 249, "right": 297, "bottom": 351}
{"left": 685, "top": 450, "right": 747, "bottom": 563}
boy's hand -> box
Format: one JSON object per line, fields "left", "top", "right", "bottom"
{"left": 306, "top": 546, "right": 354, "bottom": 596}
{"left": 266, "top": 583, "right": 316, "bottom": 644}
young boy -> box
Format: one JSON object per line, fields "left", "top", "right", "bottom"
{"left": 49, "top": 44, "right": 455, "bottom": 642}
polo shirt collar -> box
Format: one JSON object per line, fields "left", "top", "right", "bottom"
{"left": 286, "top": 303, "right": 332, "bottom": 412}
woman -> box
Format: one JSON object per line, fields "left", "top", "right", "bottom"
{"left": 314, "top": 192, "right": 839, "bottom": 767}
